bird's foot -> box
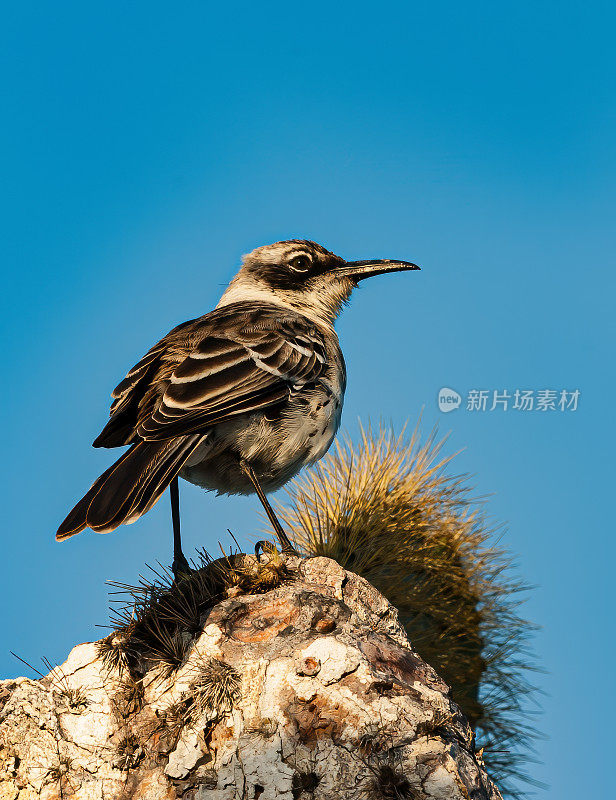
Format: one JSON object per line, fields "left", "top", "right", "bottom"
{"left": 255, "top": 537, "right": 297, "bottom": 562}
{"left": 255, "top": 540, "right": 278, "bottom": 562}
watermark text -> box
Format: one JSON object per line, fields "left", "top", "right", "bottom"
{"left": 438, "top": 388, "right": 580, "bottom": 413}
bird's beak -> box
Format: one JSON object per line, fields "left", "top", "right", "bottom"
{"left": 334, "top": 259, "right": 420, "bottom": 281}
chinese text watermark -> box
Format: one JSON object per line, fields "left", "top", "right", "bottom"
{"left": 438, "top": 387, "right": 580, "bottom": 414}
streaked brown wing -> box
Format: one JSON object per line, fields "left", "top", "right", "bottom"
{"left": 137, "top": 316, "right": 327, "bottom": 441}
{"left": 93, "top": 318, "right": 197, "bottom": 448}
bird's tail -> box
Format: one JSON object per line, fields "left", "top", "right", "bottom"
{"left": 56, "top": 434, "right": 202, "bottom": 540}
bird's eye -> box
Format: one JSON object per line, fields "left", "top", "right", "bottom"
{"left": 288, "top": 255, "right": 312, "bottom": 273}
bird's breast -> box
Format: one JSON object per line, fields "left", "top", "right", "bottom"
{"left": 180, "top": 380, "right": 344, "bottom": 496}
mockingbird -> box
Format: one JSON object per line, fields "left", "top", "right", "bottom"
{"left": 57, "top": 240, "right": 419, "bottom": 575}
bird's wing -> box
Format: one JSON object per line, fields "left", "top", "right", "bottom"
{"left": 93, "top": 318, "right": 197, "bottom": 447}
{"left": 137, "top": 308, "right": 328, "bottom": 441}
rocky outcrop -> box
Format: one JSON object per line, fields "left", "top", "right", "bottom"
{"left": 0, "top": 556, "right": 502, "bottom": 799}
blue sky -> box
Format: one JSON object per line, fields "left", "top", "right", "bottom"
{"left": 1, "top": 2, "right": 614, "bottom": 796}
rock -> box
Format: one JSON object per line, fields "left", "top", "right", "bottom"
{"left": 0, "top": 556, "right": 502, "bottom": 799}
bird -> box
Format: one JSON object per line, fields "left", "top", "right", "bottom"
{"left": 56, "top": 240, "right": 419, "bottom": 576}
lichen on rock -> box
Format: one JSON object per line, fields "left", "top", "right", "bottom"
{"left": 0, "top": 556, "right": 502, "bottom": 799}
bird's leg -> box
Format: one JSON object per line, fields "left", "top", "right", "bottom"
{"left": 170, "top": 477, "right": 190, "bottom": 579}
{"left": 239, "top": 459, "right": 297, "bottom": 555}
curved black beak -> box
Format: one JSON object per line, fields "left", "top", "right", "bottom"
{"left": 335, "top": 259, "right": 420, "bottom": 281}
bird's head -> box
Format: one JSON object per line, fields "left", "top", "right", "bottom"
{"left": 218, "top": 240, "right": 419, "bottom": 327}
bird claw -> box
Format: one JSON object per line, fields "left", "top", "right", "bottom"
{"left": 255, "top": 540, "right": 278, "bottom": 562}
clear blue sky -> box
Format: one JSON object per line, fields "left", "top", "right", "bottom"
{"left": 1, "top": 2, "right": 614, "bottom": 796}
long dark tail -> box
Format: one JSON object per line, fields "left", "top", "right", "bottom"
{"left": 56, "top": 435, "right": 202, "bottom": 540}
